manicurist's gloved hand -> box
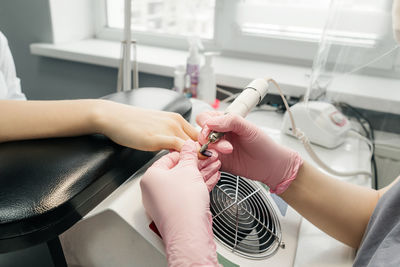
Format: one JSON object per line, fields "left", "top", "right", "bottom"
{"left": 196, "top": 111, "right": 303, "bottom": 194}
{"left": 140, "top": 140, "right": 221, "bottom": 267}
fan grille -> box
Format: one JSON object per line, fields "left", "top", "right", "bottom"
{"left": 210, "top": 172, "right": 283, "bottom": 259}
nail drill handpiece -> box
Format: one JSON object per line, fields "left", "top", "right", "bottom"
{"left": 199, "top": 78, "right": 270, "bottom": 154}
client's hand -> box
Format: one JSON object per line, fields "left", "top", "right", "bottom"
{"left": 94, "top": 100, "right": 198, "bottom": 152}
{"left": 140, "top": 140, "right": 221, "bottom": 267}
{"left": 196, "top": 111, "right": 303, "bottom": 194}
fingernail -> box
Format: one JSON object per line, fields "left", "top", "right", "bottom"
{"left": 201, "top": 150, "right": 213, "bottom": 157}
{"left": 221, "top": 143, "right": 232, "bottom": 150}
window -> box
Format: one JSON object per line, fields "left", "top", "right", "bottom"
{"left": 106, "top": 0, "right": 215, "bottom": 39}
{"left": 234, "top": 0, "right": 385, "bottom": 45}
{"left": 236, "top": 0, "right": 332, "bottom": 41}
{"left": 97, "top": 0, "right": 396, "bottom": 67}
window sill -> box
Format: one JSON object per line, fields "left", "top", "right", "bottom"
{"left": 30, "top": 38, "right": 400, "bottom": 115}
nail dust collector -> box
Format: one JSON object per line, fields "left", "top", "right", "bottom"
{"left": 60, "top": 153, "right": 302, "bottom": 267}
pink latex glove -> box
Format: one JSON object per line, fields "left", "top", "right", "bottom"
{"left": 140, "top": 140, "right": 221, "bottom": 267}
{"left": 196, "top": 111, "right": 303, "bottom": 195}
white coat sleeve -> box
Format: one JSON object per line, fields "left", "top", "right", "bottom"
{"left": 0, "top": 31, "right": 26, "bottom": 100}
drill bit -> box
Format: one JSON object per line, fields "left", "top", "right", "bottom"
{"left": 199, "top": 140, "right": 211, "bottom": 154}
{"left": 199, "top": 131, "right": 225, "bottom": 155}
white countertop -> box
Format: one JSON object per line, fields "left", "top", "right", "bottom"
{"left": 31, "top": 39, "right": 400, "bottom": 115}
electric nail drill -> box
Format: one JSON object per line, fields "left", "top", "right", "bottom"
{"left": 199, "top": 78, "right": 269, "bottom": 154}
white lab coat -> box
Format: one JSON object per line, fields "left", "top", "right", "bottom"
{"left": 0, "top": 31, "right": 26, "bottom": 100}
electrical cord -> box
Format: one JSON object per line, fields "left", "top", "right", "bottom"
{"left": 256, "top": 104, "right": 278, "bottom": 112}
{"left": 335, "top": 102, "right": 378, "bottom": 189}
{"left": 221, "top": 93, "right": 240, "bottom": 103}
{"left": 217, "top": 87, "right": 234, "bottom": 97}
{"left": 267, "top": 78, "right": 373, "bottom": 178}
{"left": 348, "top": 130, "right": 373, "bottom": 156}
{"left": 216, "top": 87, "right": 243, "bottom": 103}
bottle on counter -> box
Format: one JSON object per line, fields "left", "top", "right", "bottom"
{"left": 183, "top": 73, "right": 192, "bottom": 98}
{"left": 198, "top": 52, "right": 220, "bottom": 105}
{"left": 173, "top": 65, "right": 185, "bottom": 94}
{"left": 186, "top": 37, "right": 203, "bottom": 98}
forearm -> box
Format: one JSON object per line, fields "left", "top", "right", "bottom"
{"left": 280, "top": 161, "right": 379, "bottom": 248}
{"left": 0, "top": 99, "right": 105, "bottom": 142}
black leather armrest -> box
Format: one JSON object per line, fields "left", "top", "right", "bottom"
{"left": 0, "top": 88, "right": 192, "bottom": 252}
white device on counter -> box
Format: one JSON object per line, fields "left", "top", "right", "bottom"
{"left": 199, "top": 78, "right": 269, "bottom": 153}
{"left": 282, "top": 101, "right": 351, "bottom": 149}
{"left": 197, "top": 52, "right": 219, "bottom": 104}
{"left": 267, "top": 80, "right": 371, "bottom": 177}
{"left": 60, "top": 152, "right": 302, "bottom": 267}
